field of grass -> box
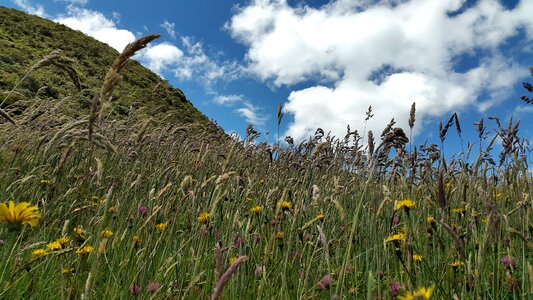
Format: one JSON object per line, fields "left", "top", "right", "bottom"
{"left": 0, "top": 36, "right": 532, "bottom": 300}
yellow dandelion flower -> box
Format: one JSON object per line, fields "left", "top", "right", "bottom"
{"left": 101, "top": 229, "right": 113, "bottom": 238}
{"left": 398, "top": 286, "right": 434, "bottom": 300}
{"left": 452, "top": 208, "right": 464, "bottom": 216}
{"left": 229, "top": 255, "right": 238, "bottom": 265}
{"left": 133, "top": 235, "right": 141, "bottom": 245}
{"left": 385, "top": 232, "right": 405, "bottom": 243}
{"left": 250, "top": 206, "right": 263, "bottom": 214}
{"left": 156, "top": 222, "right": 167, "bottom": 232}
{"left": 76, "top": 245, "right": 94, "bottom": 255}
{"left": 62, "top": 267, "right": 75, "bottom": 274}
{"left": 278, "top": 201, "right": 291, "bottom": 211}
{"left": 0, "top": 201, "right": 41, "bottom": 229}
{"left": 31, "top": 248, "right": 48, "bottom": 258}
{"left": 316, "top": 212, "right": 325, "bottom": 221}
{"left": 413, "top": 254, "right": 423, "bottom": 262}
{"left": 275, "top": 231, "right": 284, "bottom": 239}
{"left": 259, "top": 179, "right": 265, "bottom": 184}
{"left": 395, "top": 199, "right": 416, "bottom": 211}
{"left": 47, "top": 241, "right": 62, "bottom": 251}
{"left": 427, "top": 215, "right": 435, "bottom": 224}
{"left": 56, "top": 236, "right": 69, "bottom": 246}
{"left": 73, "top": 226, "right": 86, "bottom": 240}
{"left": 198, "top": 211, "right": 210, "bottom": 223}
{"left": 450, "top": 260, "right": 464, "bottom": 268}
{"left": 40, "top": 179, "right": 52, "bottom": 185}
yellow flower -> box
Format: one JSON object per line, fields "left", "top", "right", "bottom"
{"left": 426, "top": 215, "right": 435, "bottom": 224}
{"left": 452, "top": 208, "right": 464, "bottom": 216}
{"left": 275, "top": 231, "right": 284, "bottom": 239}
{"left": 398, "top": 286, "right": 434, "bottom": 300}
{"left": 31, "top": 249, "right": 48, "bottom": 258}
{"left": 228, "top": 255, "right": 238, "bottom": 265}
{"left": 62, "top": 267, "right": 75, "bottom": 274}
{"left": 259, "top": 179, "right": 266, "bottom": 184}
{"left": 56, "top": 236, "right": 69, "bottom": 246}
{"left": 413, "top": 254, "right": 423, "bottom": 262}
{"left": 101, "top": 229, "right": 113, "bottom": 238}
{"left": 47, "top": 241, "right": 62, "bottom": 251}
{"left": 278, "top": 201, "right": 291, "bottom": 211}
{"left": 198, "top": 211, "right": 210, "bottom": 224}
{"left": 76, "top": 245, "right": 94, "bottom": 255}
{"left": 73, "top": 226, "right": 86, "bottom": 240}
{"left": 0, "top": 201, "right": 41, "bottom": 229}
{"left": 385, "top": 232, "right": 405, "bottom": 243}
{"left": 132, "top": 235, "right": 141, "bottom": 246}
{"left": 250, "top": 206, "right": 263, "bottom": 214}
{"left": 450, "top": 260, "right": 464, "bottom": 268}
{"left": 395, "top": 199, "right": 416, "bottom": 211}
{"left": 40, "top": 179, "right": 52, "bottom": 185}
{"left": 316, "top": 212, "right": 325, "bottom": 221}
{"left": 156, "top": 222, "right": 167, "bottom": 232}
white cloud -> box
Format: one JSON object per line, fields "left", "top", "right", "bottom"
{"left": 161, "top": 19, "right": 176, "bottom": 39}
{"left": 236, "top": 102, "right": 267, "bottom": 126}
{"left": 55, "top": 7, "right": 136, "bottom": 51}
{"left": 228, "top": 0, "right": 533, "bottom": 141}
{"left": 12, "top": 0, "right": 47, "bottom": 17}
{"left": 138, "top": 43, "right": 183, "bottom": 74}
{"left": 214, "top": 94, "right": 244, "bottom": 105}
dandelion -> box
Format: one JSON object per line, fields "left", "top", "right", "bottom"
{"left": 47, "top": 241, "right": 62, "bottom": 251}
{"left": 101, "top": 229, "right": 113, "bottom": 238}
{"left": 398, "top": 286, "right": 434, "bottom": 300}
{"left": 316, "top": 212, "right": 325, "bottom": 221}
{"left": 198, "top": 211, "right": 210, "bottom": 224}
{"left": 250, "top": 206, "right": 263, "bottom": 214}
{"left": 229, "top": 255, "right": 238, "bottom": 265}
{"left": 426, "top": 215, "right": 435, "bottom": 225}
{"left": 413, "top": 254, "right": 423, "bottom": 262}
{"left": 259, "top": 179, "right": 265, "bottom": 184}
{"left": 0, "top": 201, "right": 42, "bottom": 230}
{"left": 386, "top": 232, "right": 405, "bottom": 243}
{"left": 452, "top": 208, "right": 464, "bottom": 217}
{"left": 395, "top": 199, "right": 416, "bottom": 212}
{"left": 450, "top": 260, "right": 464, "bottom": 269}
{"left": 76, "top": 245, "right": 94, "bottom": 255}
{"left": 56, "top": 236, "right": 69, "bottom": 246}
{"left": 32, "top": 248, "right": 48, "bottom": 258}
{"left": 40, "top": 179, "right": 52, "bottom": 186}
{"left": 73, "top": 226, "right": 86, "bottom": 240}
{"left": 133, "top": 235, "right": 141, "bottom": 246}
{"left": 155, "top": 222, "right": 167, "bottom": 232}
{"left": 275, "top": 231, "right": 284, "bottom": 239}
{"left": 62, "top": 267, "right": 75, "bottom": 274}
{"left": 278, "top": 201, "right": 291, "bottom": 211}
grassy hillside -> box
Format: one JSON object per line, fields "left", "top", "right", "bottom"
{"left": 0, "top": 6, "right": 210, "bottom": 126}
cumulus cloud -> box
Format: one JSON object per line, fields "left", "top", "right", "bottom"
{"left": 138, "top": 42, "right": 183, "bottom": 74}
{"left": 55, "top": 7, "right": 136, "bottom": 51}
{"left": 236, "top": 101, "right": 267, "bottom": 126}
{"left": 213, "top": 94, "right": 267, "bottom": 126}
{"left": 227, "top": 0, "right": 533, "bottom": 141}
{"left": 12, "top": 0, "right": 47, "bottom": 17}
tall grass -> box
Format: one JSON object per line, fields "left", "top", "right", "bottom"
{"left": 0, "top": 37, "right": 531, "bottom": 299}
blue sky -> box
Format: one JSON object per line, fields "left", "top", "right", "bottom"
{"left": 4, "top": 0, "right": 533, "bottom": 157}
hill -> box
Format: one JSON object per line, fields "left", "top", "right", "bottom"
{"left": 0, "top": 6, "right": 212, "bottom": 127}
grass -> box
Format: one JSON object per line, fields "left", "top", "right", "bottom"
{"left": 0, "top": 33, "right": 532, "bottom": 300}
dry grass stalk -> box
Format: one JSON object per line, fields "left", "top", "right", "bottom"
{"left": 215, "top": 241, "right": 223, "bottom": 281}
{"left": 408, "top": 102, "right": 416, "bottom": 129}
{"left": 211, "top": 256, "right": 247, "bottom": 300}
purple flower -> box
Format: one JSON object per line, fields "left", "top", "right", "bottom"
{"left": 147, "top": 282, "right": 160, "bottom": 293}
{"left": 317, "top": 274, "right": 331, "bottom": 289}
{"left": 130, "top": 283, "right": 141, "bottom": 296}
{"left": 255, "top": 266, "right": 265, "bottom": 276}
{"left": 390, "top": 282, "right": 401, "bottom": 297}
{"left": 501, "top": 255, "right": 517, "bottom": 269}
{"left": 138, "top": 206, "right": 148, "bottom": 216}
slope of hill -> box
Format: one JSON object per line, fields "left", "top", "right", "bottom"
{"left": 0, "top": 6, "right": 210, "bottom": 126}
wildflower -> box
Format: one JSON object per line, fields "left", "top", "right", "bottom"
{"left": 413, "top": 254, "right": 423, "bottom": 262}
{"left": 56, "top": 236, "right": 69, "bottom": 246}
{"left": 40, "top": 179, "right": 52, "bottom": 186}
{"left": 275, "top": 231, "right": 284, "bottom": 239}
{"left": 452, "top": 208, "right": 464, "bottom": 217}
{"left": 450, "top": 260, "right": 464, "bottom": 269}
{"left": 62, "top": 267, "right": 75, "bottom": 274}
{"left": 101, "top": 229, "right": 113, "bottom": 238}
{"left": 316, "top": 212, "right": 325, "bottom": 221}
{"left": 386, "top": 232, "right": 405, "bottom": 243}
{"left": 47, "top": 241, "right": 62, "bottom": 251}
{"left": 76, "top": 245, "right": 94, "bottom": 255}
{"left": 0, "top": 201, "right": 42, "bottom": 230}
{"left": 229, "top": 255, "right": 239, "bottom": 265}
{"left": 155, "top": 222, "right": 167, "bottom": 232}
{"left": 398, "top": 286, "right": 434, "bottom": 300}
{"left": 130, "top": 283, "right": 141, "bottom": 296}
{"left": 390, "top": 282, "right": 402, "bottom": 297}
{"left": 395, "top": 199, "right": 416, "bottom": 212}
{"left": 317, "top": 274, "right": 331, "bottom": 289}
{"left": 250, "top": 206, "right": 263, "bottom": 214}
{"left": 31, "top": 248, "right": 48, "bottom": 258}
{"left": 259, "top": 179, "right": 265, "bottom": 184}
{"left": 147, "top": 282, "right": 160, "bottom": 293}
{"left": 197, "top": 211, "right": 210, "bottom": 223}
{"left": 501, "top": 255, "right": 517, "bottom": 269}
{"left": 138, "top": 206, "right": 148, "bottom": 216}
{"left": 73, "top": 226, "right": 86, "bottom": 241}
{"left": 133, "top": 235, "right": 141, "bottom": 246}
{"left": 278, "top": 201, "right": 291, "bottom": 211}
{"left": 426, "top": 215, "right": 435, "bottom": 225}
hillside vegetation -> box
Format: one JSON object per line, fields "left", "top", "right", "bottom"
{"left": 0, "top": 6, "right": 532, "bottom": 300}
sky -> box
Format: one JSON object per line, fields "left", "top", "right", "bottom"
{"left": 3, "top": 0, "right": 533, "bottom": 157}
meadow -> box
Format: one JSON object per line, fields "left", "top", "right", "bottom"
{"left": 0, "top": 35, "right": 532, "bottom": 300}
